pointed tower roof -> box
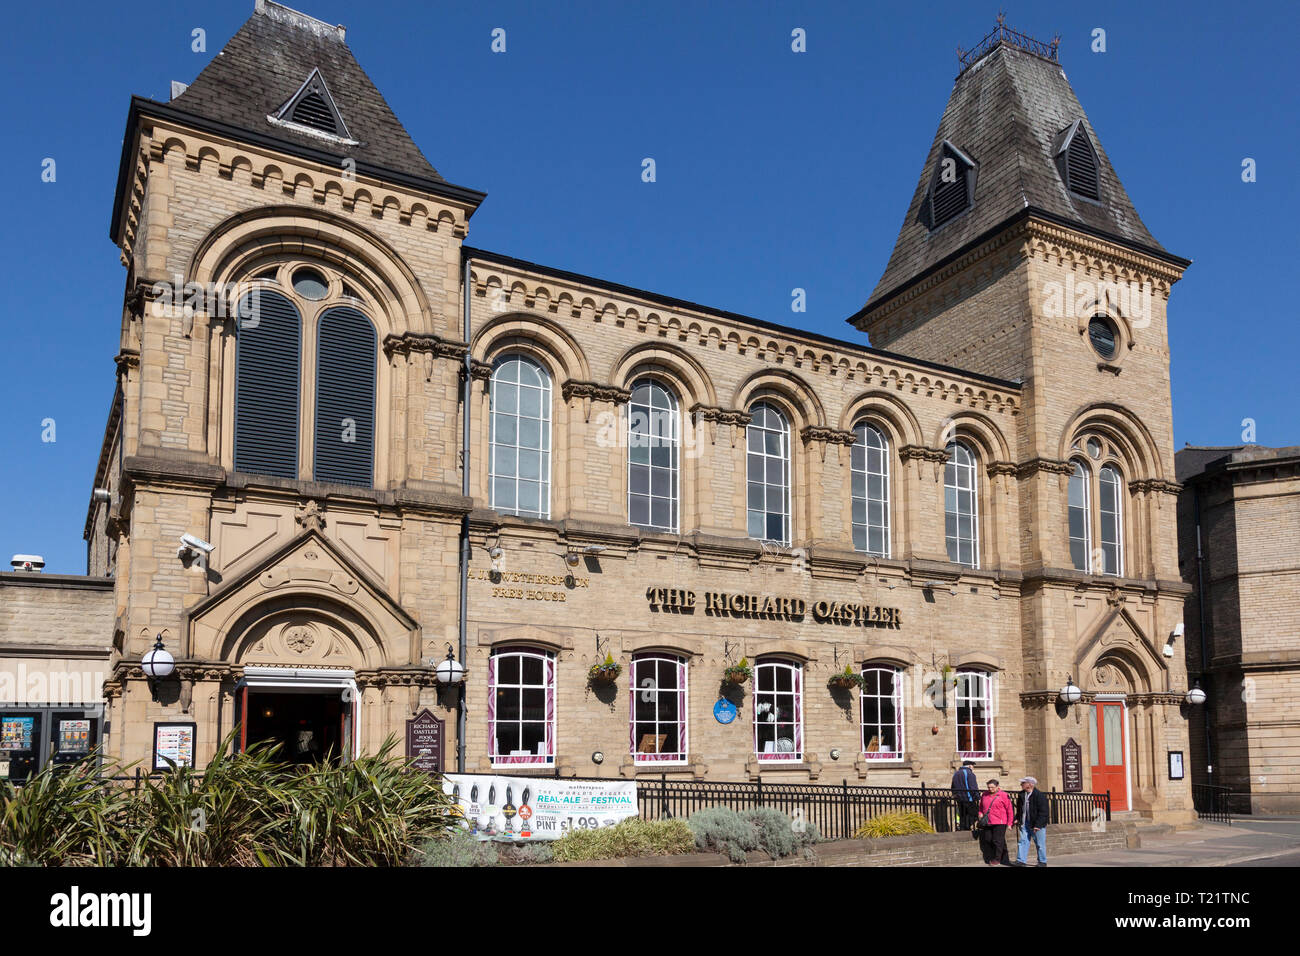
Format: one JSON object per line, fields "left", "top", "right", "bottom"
{"left": 855, "top": 27, "right": 1186, "bottom": 322}
{"left": 170, "top": 0, "right": 440, "bottom": 181}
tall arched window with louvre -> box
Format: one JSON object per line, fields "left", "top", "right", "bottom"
{"left": 314, "top": 306, "right": 376, "bottom": 486}
{"left": 234, "top": 288, "right": 301, "bottom": 479}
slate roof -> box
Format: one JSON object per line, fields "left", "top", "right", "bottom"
{"left": 1176, "top": 445, "right": 1300, "bottom": 484}
{"left": 170, "top": 1, "right": 442, "bottom": 182}
{"left": 857, "top": 41, "right": 1177, "bottom": 320}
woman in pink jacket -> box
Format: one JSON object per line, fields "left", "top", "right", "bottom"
{"left": 978, "top": 779, "right": 1015, "bottom": 865}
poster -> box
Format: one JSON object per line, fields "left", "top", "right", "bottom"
{"left": 59, "top": 720, "right": 92, "bottom": 754}
{"left": 443, "top": 773, "right": 638, "bottom": 842}
{"left": 1, "top": 716, "right": 34, "bottom": 751}
{"left": 153, "top": 722, "right": 196, "bottom": 769}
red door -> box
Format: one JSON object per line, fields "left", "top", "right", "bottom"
{"left": 1091, "top": 700, "right": 1127, "bottom": 810}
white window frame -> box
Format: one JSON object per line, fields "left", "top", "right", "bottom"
{"left": 489, "top": 355, "right": 552, "bottom": 519}
{"left": 945, "top": 441, "right": 980, "bottom": 568}
{"left": 746, "top": 402, "right": 792, "bottom": 546}
{"left": 859, "top": 665, "right": 904, "bottom": 761}
{"left": 488, "top": 647, "right": 556, "bottom": 767}
{"left": 1068, "top": 458, "right": 1092, "bottom": 572}
{"left": 955, "top": 668, "right": 994, "bottom": 760}
{"left": 852, "top": 422, "right": 891, "bottom": 558}
{"left": 629, "top": 654, "right": 688, "bottom": 765}
{"left": 753, "top": 659, "right": 803, "bottom": 762}
{"left": 627, "top": 379, "right": 680, "bottom": 533}
{"left": 1099, "top": 463, "right": 1124, "bottom": 577}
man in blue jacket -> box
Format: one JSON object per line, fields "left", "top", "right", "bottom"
{"left": 1015, "top": 775, "right": 1050, "bottom": 866}
{"left": 951, "top": 760, "right": 980, "bottom": 831}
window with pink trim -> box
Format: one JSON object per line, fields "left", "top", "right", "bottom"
{"left": 860, "top": 666, "right": 904, "bottom": 760}
{"left": 956, "top": 669, "right": 994, "bottom": 760}
{"left": 489, "top": 647, "right": 555, "bottom": 765}
{"left": 753, "top": 659, "right": 802, "bottom": 760}
{"left": 630, "top": 654, "right": 687, "bottom": 763}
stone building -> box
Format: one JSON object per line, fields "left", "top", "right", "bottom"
{"left": 61, "top": 4, "right": 1198, "bottom": 819}
{"left": 1177, "top": 445, "right": 1300, "bottom": 813}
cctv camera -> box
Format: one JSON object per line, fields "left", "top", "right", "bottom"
{"left": 180, "top": 533, "right": 214, "bottom": 554}
{"left": 1173, "top": 622, "right": 1185, "bottom": 638}
{"left": 1162, "top": 643, "right": 1175, "bottom": 658}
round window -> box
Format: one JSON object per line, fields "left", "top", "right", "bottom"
{"left": 1088, "top": 315, "right": 1118, "bottom": 360}
{"left": 292, "top": 267, "right": 330, "bottom": 300}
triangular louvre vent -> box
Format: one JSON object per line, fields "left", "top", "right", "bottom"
{"left": 1055, "top": 120, "right": 1101, "bottom": 202}
{"left": 919, "top": 141, "right": 977, "bottom": 231}
{"left": 270, "top": 68, "right": 355, "bottom": 142}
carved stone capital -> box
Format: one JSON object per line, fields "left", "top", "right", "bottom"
{"left": 689, "top": 404, "right": 752, "bottom": 428}
{"left": 1016, "top": 457, "right": 1074, "bottom": 479}
{"left": 898, "top": 444, "right": 945, "bottom": 463}
{"left": 987, "top": 460, "right": 1018, "bottom": 478}
{"left": 800, "top": 426, "right": 856, "bottom": 446}
{"left": 561, "top": 380, "right": 632, "bottom": 405}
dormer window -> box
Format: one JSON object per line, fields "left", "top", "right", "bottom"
{"left": 919, "top": 141, "right": 977, "bottom": 231}
{"left": 267, "top": 68, "right": 360, "bottom": 145}
{"left": 1055, "top": 120, "right": 1101, "bottom": 202}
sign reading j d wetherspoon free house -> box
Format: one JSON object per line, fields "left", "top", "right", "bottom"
{"left": 645, "top": 587, "right": 901, "bottom": 629}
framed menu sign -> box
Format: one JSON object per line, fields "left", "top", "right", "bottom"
{"left": 406, "top": 709, "right": 444, "bottom": 774}
{"left": 59, "top": 719, "right": 92, "bottom": 754}
{"left": 153, "top": 721, "right": 197, "bottom": 770}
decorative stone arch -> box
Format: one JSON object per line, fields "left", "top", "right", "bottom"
{"left": 856, "top": 644, "right": 914, "bottom": 670}
{"left": 476, "top": 624, "right": 578, "bottom": 654}
{"left": 732, "top": 369, "right": 826, "bottom": 431}
{"left": 184, "top": 529, "right": 420, "bottom": 670}
{"left": 839, "top": 390, "right": 923, "bottom": 448}
{"left": 608, "top": 342, "right": 717, "bottom": 409}
{"left": 1075, "top": 605, "right": 1168, "bottom": 696}
{"left": 471, "top": 312, "right": 590, "bottom": 383}
{"left": 189, "top": 204, "right": 434, "bottom": 339}
{"left": 620, "top": 633, "right": 705, "bottom": 658}
{"left": 1058, "top": 402, "right": 1164, "bottom": 481}
{"left": 933, "top": 411, "right": 1011, "bottom": 466}
{"left": 744, "top": 640, "right": 817, "bottom": 662}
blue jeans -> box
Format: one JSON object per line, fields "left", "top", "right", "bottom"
{"left": 1017, "top": 824, "right": 1047, "bottom": 863}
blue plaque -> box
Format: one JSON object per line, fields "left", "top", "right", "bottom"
{"left": 713, "top": 698, "right": 738, "bottom": 724}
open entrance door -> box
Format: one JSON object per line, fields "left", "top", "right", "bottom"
{"left": 235, "top": 667, "right": 358, "bottom": 764}
{"left": 1090, "top": 698, "right": 1128, "bottom": 811}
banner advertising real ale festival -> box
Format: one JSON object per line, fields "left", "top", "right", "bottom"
{"left": 442, "top": 773, "right": 638, "bottom": 842}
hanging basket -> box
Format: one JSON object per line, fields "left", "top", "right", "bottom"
{"left": 828, "top": 674, "right": 864, "bottom": 691}
{"left": 588, "top": 664, "right": 622, "bottom": 684}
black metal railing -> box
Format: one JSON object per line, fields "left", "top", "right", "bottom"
{"left": 634, "top": 775, "right": 1110, "bottom": 841}
{"left": 1192, "top": 783, "right": 1233, "bottom": 825}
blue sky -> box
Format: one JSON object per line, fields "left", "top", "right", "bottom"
{"left": 1, "top": 0, "right": 1295, "bottom": 573}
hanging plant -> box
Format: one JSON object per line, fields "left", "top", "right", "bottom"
{"left": 723, "top": 657, "right": 752, "bottom": 685}
{"left": 827, "top": 665, "right": 865, "bottom": 691}
{"left": 588, "top": 653, "right": 622, "bottom": 684}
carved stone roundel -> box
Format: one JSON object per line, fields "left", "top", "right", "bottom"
{"left": 284, "top": 624, "right": 316, "bottom": 655}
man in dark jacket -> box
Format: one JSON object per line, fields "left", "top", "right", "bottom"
{"left": 1014, "top": 775, "right": 1050, "bottom": 866}
{"left": 951, "top": 760, "right": 980, "bottom": 831}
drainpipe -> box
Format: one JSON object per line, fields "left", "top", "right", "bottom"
{"left": 1193, "top": 484, "right": 1214, "bottom": 788}
{"left": 456, "top": 254, "right": 472, "bottom": 774}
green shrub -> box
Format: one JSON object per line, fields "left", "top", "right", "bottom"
{"left": 550, "top": 818, "right": 694, "bottom": 862}
{"left": 414, "top": 826, "right": 501, "bottom": 867}
{"left": 501, "top": 841, "right": 555, "bottom": 865}
{"left": 853, "top": 811, "right": 935, "bottom": 839}
{"left": 0, "top": 755, "right": 132, "bottom": 866}
{"left": 686, "top": 806, "right": 820, "bottom": 862}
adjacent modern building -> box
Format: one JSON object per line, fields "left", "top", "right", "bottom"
{"left": 2, "top": 4, "right": 1205, "bottom": 820}
{"left": 1177, "top": 445, "right": 1300, "bottom": 813}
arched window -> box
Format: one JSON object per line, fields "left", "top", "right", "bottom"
{"left": 945, "top": 441, "right": 979, "bottom": 568}
{"left": 753, "top": 659, "right": 802, "bottom": 761}
{"left": 852, "top": 422, "right": 890, "bottom": 557}
{"left": 630, "top": 654, "right": 687, "bottom": 763}
{"left": 488, "top": 647, "right": 555, "bottom": 765}
{"left": 1068, "top": 436, "right": 1127, "bottom": 577}
{"left": 746, "top": 402, "right": 790, "bottom": 545}
{"left": 314, "top": 306, "right": 376, "bottom": 486}
{"left": 1099, "top": 464, "right": 1124, "bottom": 576}
{"left": 860, "top": 666, "right": 903, "bottom": 760}
{"left": 627, "top": 380, "right": 679, "bottom": 532}
{"left": 490, "top": 356, "right": 551, "bottom": 519}
{"left": 1068, "top": 460, "right": 1092, "bottom": 571}
{"left": 955, "top": 669, "right": 994, "bottom": 760}
{"left": 234, "top": 288, "right": 301, "bottom": 479}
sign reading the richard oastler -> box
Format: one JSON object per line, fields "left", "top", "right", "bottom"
{"left": 406, "top": 709, "right": 444, "bottom": 774}
{"left": 645, "top": 587, "right": 901, "bottom": 629}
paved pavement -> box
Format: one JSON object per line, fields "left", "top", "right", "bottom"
{"left": 1048, "top": 817, "right": 1300, "bottom": 867}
